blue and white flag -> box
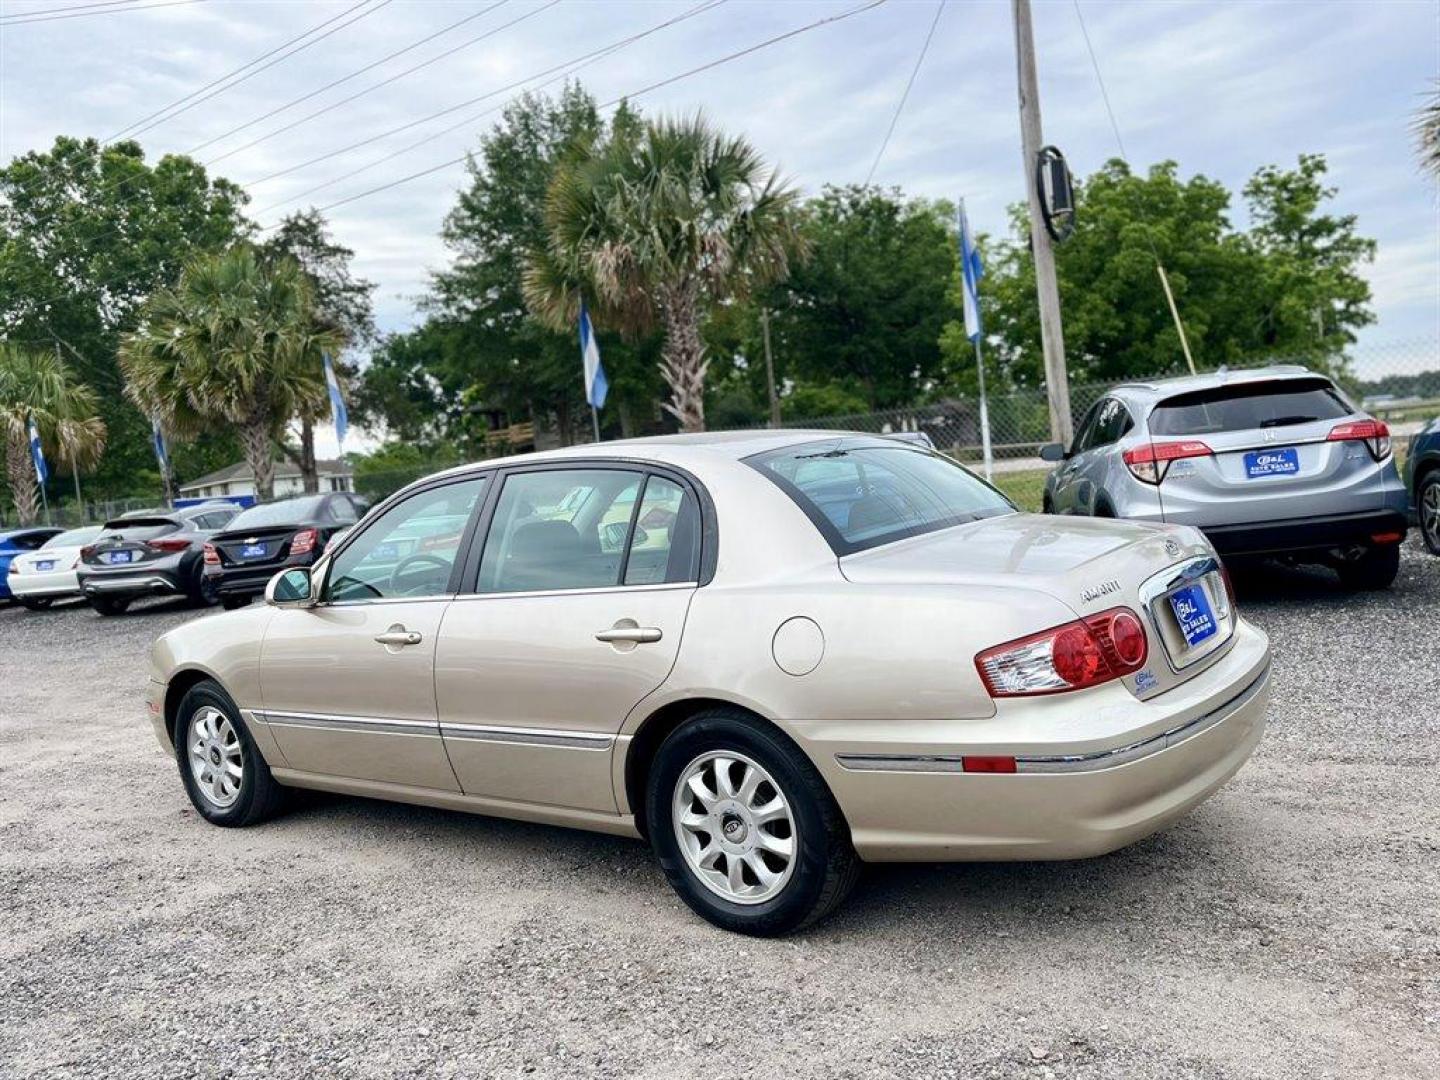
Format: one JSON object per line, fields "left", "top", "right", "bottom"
{"left": 323, "top": 352, "right": 348, "bottom": 449}
{"left": 151, "top": 419, "right": 169, "bottom": 476}
{"left": 28, "top": 416, "right": 48, "bottom": 485}
{"left": 578, "top": 301, "right": 609, "bottom": 410}
{"left": 958, "top": 199, "right": 985, "bottom": 343}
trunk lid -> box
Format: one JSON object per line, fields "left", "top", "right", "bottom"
{"left": 211, "top": 525, "right": 305, "bottom": 569}
{"left": 839, "top": 513, "right": 1234, "bottom": 698}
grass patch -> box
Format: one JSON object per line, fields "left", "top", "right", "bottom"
{"left": 987, "top": 467, "right": 1050, "bottom": 513}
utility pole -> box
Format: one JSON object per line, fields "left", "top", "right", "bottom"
{"left": 1012, "top": 0, "right": 1073, "bottom": 446}
{"left": 761, "top": 307, "right": 781, "bottom": 428}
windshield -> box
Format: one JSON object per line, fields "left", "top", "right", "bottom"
{"left": 44, "top": 526, "right": 102, "bottom": 549}
{"left": 227, "top": 496, "right": 327, "bottom": 530}
{"left": 1149, "top": 378, "right": 1351, "bottom": 436}
{"left": 747, "top": 440, "right": 1015, "bottom": 555}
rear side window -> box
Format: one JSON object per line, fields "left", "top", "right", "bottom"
{"left": 1149, "top": 378, "right": 1351, "bottom": 436}
{"left": 748, "top": 440, "right": 1014, "bottom": 555}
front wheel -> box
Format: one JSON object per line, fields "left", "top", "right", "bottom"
{"left": 1335, "top": 543, "right": 1400, "bottom": 590}
{"left": 646, "top": 708, "right": 859, "bottom": 936}
{"left": 1418, "top": 473, "right": 1440, "bottom": 556}
{"left": 175, "top": 680, "right": 285, "bottom": 827}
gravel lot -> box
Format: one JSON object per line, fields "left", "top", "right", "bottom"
{"left": 2, "top": 541, "right": 1437, "bottom": 1079}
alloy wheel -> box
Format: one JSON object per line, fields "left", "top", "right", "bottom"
{"left": 1423, "top": 481, "right": 1440, "bottom": 548}
{"left": 188, "top": 706, "right": 244, "bottom": 809}
{"left": 672, "top": 751, "right": 797, "bottom": 905}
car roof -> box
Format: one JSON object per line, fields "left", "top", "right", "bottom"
{"left": 1109, "top": 365, "right": 1324, "bottom": 402}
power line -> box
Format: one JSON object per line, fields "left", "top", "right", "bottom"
{"left": 202, "top": 0, "right": 563, "bottom": 168}
{"left": 1, "top": 0, "right": 139, "bottom": 21}
{"left": 0, "top": 0, "right": 206, "bottom": 26}
{"left": 250, "top": 0, "right": 727, "bottom": 216}
{"left": 296, "top": 0, "right": 889, "bottom": 220}
{"left": 105, "top": 0, "right": 377, "bottom": 142}
{"left": 864, "top": 0, "right": 944, "bottom": 186}
{"left": 189, "top": 0, "right": 518, "bottom": 158}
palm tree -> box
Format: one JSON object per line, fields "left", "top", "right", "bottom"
{"left": 0, "top": 344, "right": 106, "bottom": 525}
{"left": 525, "top": 115, "right": 806, "bottom": 432}
{"left": 1417, "top": 83, "right": 1440, "bottom": 179}
{"left": 120, "top": 246, "right": 343, "bottom": 502}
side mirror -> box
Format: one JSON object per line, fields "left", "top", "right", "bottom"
{"left": 1039, "top": 442, "right": 1068, "bottom": 463}
{"left": 266, "top": 567, "right": 316, "bottom": 608}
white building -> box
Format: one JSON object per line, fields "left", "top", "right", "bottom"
{"left": 177, "top": 458, "right": 354, "bottom": 501}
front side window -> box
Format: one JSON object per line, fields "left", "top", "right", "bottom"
{"left": 749, "top": 440, "right": 1014, "bottom": 555}
{"left": 325, "top": 477, "right": 486, "bottom": 602}
{"left": 1149, "top": 378, "right": 1351, "bottom": 436}
{"left": 1091, "top": 398, "right": 1133, "bottom": 448}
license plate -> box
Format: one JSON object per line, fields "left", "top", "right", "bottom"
{"left": 35, "top": 560, "right": 55, "bottom": 572}
{"left": 1169, "top": 584, "right": 1218, "bottom": 648}
{"left": 1244, "top": 447, "right": 1299, "bottom": 478}
{"left": 240, "top": 543, "right": 268, "bottom": 559}
{"left": 103, "top": 550, "right": 135, "bottom": 565}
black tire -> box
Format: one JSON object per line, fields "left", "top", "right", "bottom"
{"left": 221, "top": 596, "right": 251, "bottom": 611}
{"left": 18, "top": 597, "right": 53, "bottom": 611}
{"left": 89, "top": 596, "right": 130, "bottom": 616}
{"left": 174, "top": 680, "right": 285, "bottom": 827}
{"left": 1418, "top": 471, "right": 1440, "bottom": 556}
{"left": 646, "top": 708, "right": 860, "bottom": 936}
{"left": 187, "top": 564, "right": 218, "bottom": 608}
{"left": 1335, "top": 543, "right": 1401, "bottom": 590}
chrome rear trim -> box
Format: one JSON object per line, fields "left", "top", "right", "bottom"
{"left": 835, "top": 663, "right": 1269, "bottom": 775}
{"left": 438, "top": 723, "right": 613, "bottom": 751}
{"left": 83, "top": 576, "right": 178, "bottom": 593}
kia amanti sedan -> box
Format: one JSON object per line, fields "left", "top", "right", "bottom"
{"left": 147, "top": 432, "right": 1272, "bottom": 935}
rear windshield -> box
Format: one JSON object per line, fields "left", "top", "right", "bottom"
{"left": 1149, "top": 378, "right": 1351, "bottom": 436}
{"left": 99, "top": 517, "right": 179, "bottom": 540}
{"left": 747, "top": 440, "right": 1014, "bottom": 555}
{"left": 44, "top": 526, "right": 102, "bottom": 549}
{"left": 227, "top": 496, "right": 327, "bottom": 530}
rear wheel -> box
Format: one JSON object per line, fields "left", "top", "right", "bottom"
{"left": 175, "top": 680, "right": 285, "bottom": 827}
{"left": 18, "top": 597, "right": 53, "bottom": 611}
{"left": 646, "top": 708, "right": 859, "bottom": 936}
{"left": 187, "top": 564, "right": 218, "bottom": 608}
{"left": 89, "top": 596, "right": 130, "bottom": 616}
{"left": 1418, "top": 472, "right": 1440, "bottom": 556}
{"left": 221, "top": 596, "right": 251, "bottom": 611}
{"left": 1335, "top": 544, "right": 1400, "bottom": 590}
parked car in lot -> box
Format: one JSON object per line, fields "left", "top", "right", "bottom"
{"left": 1, "top": 526, "right": 63, "bottom": 602}
{"left": 1041, "top": 367, "right": 1409, "bottom": 589}
{"left": 204, "top": 492, "right": 367, "bottom": 610}
{"left": 5, "top": 525, "right": 103, "bottom": 609}
{"left": 1403, "top": 415, "right": 1440, "bottom": 555}
{"left": 146, "top": 432, "right": 1272, "bottom": 935}
{"left": 78, "top": 504, "right": 240, "bottom": 615}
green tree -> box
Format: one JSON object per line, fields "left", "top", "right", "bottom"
{"left": 261, "top": 208, "right": 375, "bottom": 492}
{"left": 525, "top": 113, "right": 805, "bottom": 432}
{"left": 119, "top": 246, "right": 342, "bottom": 502}
{"left": 0, "top": 344, "right": 106, "bottom": 524}
{"left": 1416, "top": 82, "right": 1440, "bottom": 178}
{"left": 0, "top": 136, "right": 251, "bottom": 496}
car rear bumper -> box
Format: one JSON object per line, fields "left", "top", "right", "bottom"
{"left": 1199, "top": 509, "right": 1408, "bottom": 557}
{"left": 80, "top": 571, "right": 186, "bottom": 599}
{"left": 209, "top": 555, "right": 309, "bottom": 597}
{"left": 9, "top": 571, "right": 82, "bottom": 598}
{"left": 802, "top": 619, "right": 1271, "bottom": 862}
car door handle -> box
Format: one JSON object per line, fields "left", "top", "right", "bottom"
{"left": 374, "top": 627, "right": 422, "bottom": 647}
{"left": 595, "top": 626, "right": 662, "bottom": 644}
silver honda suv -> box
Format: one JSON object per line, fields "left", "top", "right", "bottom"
{"left": 1040, "top": 367, "right": 1409, "bottom": 589}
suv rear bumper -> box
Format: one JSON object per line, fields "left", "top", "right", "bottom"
{"left": 1199, "top": 509, "right": 1407, "bottom": 557}
{"left": 80, "top": 571, "right": 185, "bottom": 598}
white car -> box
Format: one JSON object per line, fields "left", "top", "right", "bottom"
{"left": 7, "top": 525, "right": 103, "bottom": 609}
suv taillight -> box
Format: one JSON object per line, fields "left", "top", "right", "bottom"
{"left": 1122, "top": 440, "right": 1213, "bottom": 484}
{"left": 289, "top": 528, "right": 318, "bottom": 556}
{"left": 1326, "top": 418, "right": 1391, "bottom": 461}
{"left": 80, "top": 545, "right": 96, "bottom": 561}
{"left": 976, "top": 607, "right": 1149, "bottom": 698}
{"left": 146, "top": 538, "right": 191, "bottom": 553}
{"left": 203, "top": 543, "right": 220, "bottom": 566}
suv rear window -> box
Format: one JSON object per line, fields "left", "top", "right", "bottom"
{"left": 747, "top": 439, "right": 1014, "bottom": 555}
{"left": 99, "top": 517, "right": 179, "bottom": 540}
{"left": 1149, "top": 378, "right": 1351, "bottom": 436}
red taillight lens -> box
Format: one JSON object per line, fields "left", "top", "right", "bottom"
{"left": 146, "top": 538, "right": 192, "bottom": 553}
{"left": 976, "top": 606, "right": 1149, "bottom": 698}
{"left": 6, "top": 561, "right": 17, "bottom": 575}
{"left": 1327, "top": 418, "right": 1391, "bottom": 460}
{"left": 289, "top": 528, "right": 318, "bottom": 556}
{"left": 1122, "top": 440, "right": 1213, "bottom": 484}
{"left": 80, "top": 545, "right": 96, "bottom": 561}
{"left": 203, "top": 542, "right": 220, "bottom": 566}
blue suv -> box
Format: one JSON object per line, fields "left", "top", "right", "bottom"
{"left": 1403, "top": 415, "right": 1440, "bottom": 555}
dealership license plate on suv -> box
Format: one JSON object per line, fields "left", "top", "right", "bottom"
{"left": 1169, "top": 584, "right": 1218, "bottom": 648}
{"left": 103, "top": 550, "right": 136, "bottom": 565}
{"left": 1244, "top": 447, "right": 1299, "bottom": 478}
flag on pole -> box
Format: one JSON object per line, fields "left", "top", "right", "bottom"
{"left": 579, "top": 301, "right": 609, "bottom": 410}
{"left": 151, "top": 419, "right": 169, "bottom": 475}
{"left": 323, "top": 352, "right": 348, "bottom": 449}
{"left": 958, "top": 199, "right": 984, "bottom": 342}
{"left": 28, "top": 416, "right": 48, "bottom": 485}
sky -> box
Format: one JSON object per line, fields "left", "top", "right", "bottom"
{"left": 2, "top": 0, "right": 1437, "bottom": 457}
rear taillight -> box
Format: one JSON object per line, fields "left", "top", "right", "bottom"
{"left": 80, "top": 545, "right": 96, "bottom": 561}
{"left": 976, "top": 607, "right": 1149, "bottom": 698}
{"left": 1122, "top": 440, "right": 1213, "bottom": 484}
{"left": 6, "top": 561, "right": 17, "bottom": 575}
{"left": 203, "top": 543, "right": 220, "bottom": 566}
{"left": 146, "top": 538, "right": 191, "bottom": 553}
{"left": 1327, "top": 418, "right": 1391, "bottom": 461}
{"left": 289, "top": 528, "right": 318, "bottom": 556}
